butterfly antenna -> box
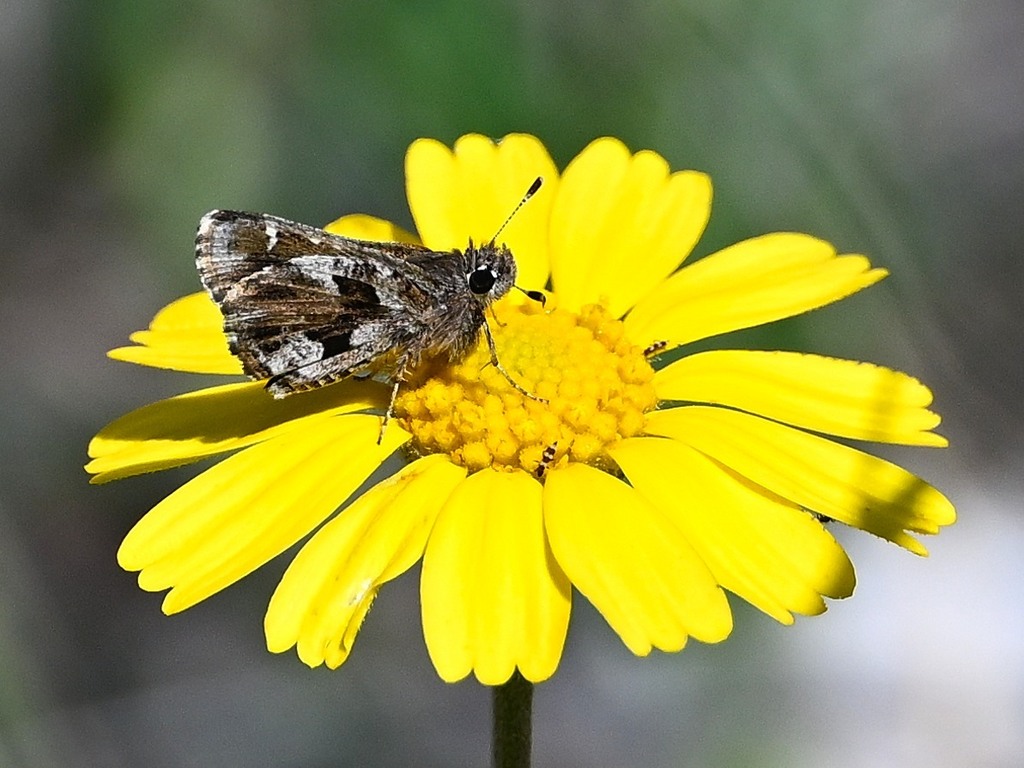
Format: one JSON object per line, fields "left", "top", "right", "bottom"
{"left": 488, "top": 176, "right": 547, "bottom": 307}
{"left": 515, "top": 285, "right": 547, "bottom": 307}
{"left": 490, "top": 176, "right": 543, "bottom": 245}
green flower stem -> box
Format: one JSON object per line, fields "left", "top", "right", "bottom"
{"left": 492, "top": 671, "right": 533, "bottom": 768}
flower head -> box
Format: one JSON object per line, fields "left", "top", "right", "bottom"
{"left": 87, "top": 134, "right": 954, "bottom": 685}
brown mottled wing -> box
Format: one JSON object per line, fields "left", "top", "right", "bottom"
{"left": 195, "top": 209, "right": 440, "bottom": 396}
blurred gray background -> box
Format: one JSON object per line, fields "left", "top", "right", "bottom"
{"left": 2, "top": 1, "right": 1021, "bottom": 766}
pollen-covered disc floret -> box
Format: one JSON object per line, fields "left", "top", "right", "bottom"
{"left": 394, "top": 300, "right": 658, "bottom": 475}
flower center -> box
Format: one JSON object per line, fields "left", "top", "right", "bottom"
{"left": 394, "top": 299, "right": 658, "bottom": 475}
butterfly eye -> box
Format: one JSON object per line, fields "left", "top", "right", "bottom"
{"left": 467, "top": 266, "right": 497, "bottom": 295}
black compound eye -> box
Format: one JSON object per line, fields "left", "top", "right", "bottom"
{"left": 467, "top": 266, "right": 497, "bottom": 295}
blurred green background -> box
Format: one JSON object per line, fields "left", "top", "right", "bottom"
{"left": 2, "top": 1, "right": 1020, "bottom": 766}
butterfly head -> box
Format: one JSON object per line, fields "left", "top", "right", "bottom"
{"left": 463, "top": 242, "right": 517, "bottom": 306}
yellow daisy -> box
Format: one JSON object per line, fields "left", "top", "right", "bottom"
{"left": 86, "top": 133, "right": 954, "bottom": 686}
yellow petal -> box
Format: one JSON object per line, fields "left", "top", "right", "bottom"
{"left": 543, "top": 463, "right": 732, "bottom": 655}
{"left": 654, "top": 350, "right": 946, "bottom": 446}
{"left": 644, "top": 406, "right": 956, "bottom": 554}
{"left": 118, "top": 414, "right": 410, "bottom": 613}
{"left": 265, "top": 455, "right": 465, "bottom": 669}
{"left": 405, "top": 133, "right": 558, "bottom": 289}
{"left": 421, "top": 469, "right": 571, "bottom": 684}
{"left": 86, "top": 378, "right": 389, "bottom": 483}
{"left": 624, "top": 233, "right": 888, "bottom": 347}
{"left": 323, "top": 213, "right": 420, "bottom": 244}
{"left": 550, "top": 138, "right": 712, "bottom": 318}
{"left": 108, "top": 292, "right": 242, "bottom": 374}
{"left": 610, "top": 437, "right": 855, "bottom": 623}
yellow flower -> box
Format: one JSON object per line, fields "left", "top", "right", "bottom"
{"left": 86, "top": 134, "right": 954, "bottom": 685}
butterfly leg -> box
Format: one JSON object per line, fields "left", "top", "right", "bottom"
{"left": 378, "top": 357, "right": 412, "bottom": 445}
{"left": 482, "top": 322, "right": 547, "bottom": 403}
{"left": 376, "top": 379, "right": 401, "bottom": 445}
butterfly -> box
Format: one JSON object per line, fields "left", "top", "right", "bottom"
{"left": 195, "top": 178, "right": 545, "bottom": 438}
